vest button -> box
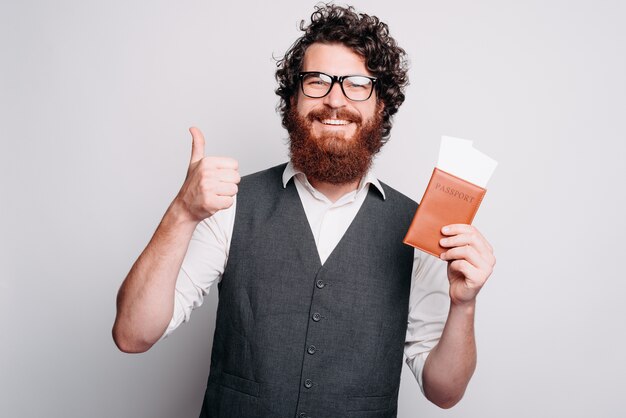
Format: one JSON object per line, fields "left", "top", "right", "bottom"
{"left": 298, "top": 413, "right": 307, "bottom": 418}
{"left": 312, "top": 312, "right": 321, "bottom": 322}
{"left": 316, "top": 279, "right": 325, "bottom": 289}
{"left": 307, "top": 345, "right": 316, "bottom": 355}
{"left": 304, "top": 379, "right": 313, "bottom": 388}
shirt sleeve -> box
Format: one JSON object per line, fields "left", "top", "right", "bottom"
{"left": 404, "top": 248, "right": 450, "bottom": 394}
{"left": 159, "top": 198, "right": 237, "bottom": 340}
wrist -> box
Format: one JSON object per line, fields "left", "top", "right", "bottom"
{"left": 449, "top": 298, "right": 476, "bottom": 316}
{"left": 165, "top": 197, "right": 200, "bottom": 230}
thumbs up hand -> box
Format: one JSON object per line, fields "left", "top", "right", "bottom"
{"left": 175, "top": 127, "right": 240, "bottom": 223}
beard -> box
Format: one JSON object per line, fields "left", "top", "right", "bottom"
{"left": 286, "top": 104, "right": 385, "bottom": 185}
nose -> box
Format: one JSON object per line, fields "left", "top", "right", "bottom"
{"left": 322, "top": 81, "right": 348, "bottom": 109}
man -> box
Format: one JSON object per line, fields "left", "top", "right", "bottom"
{"left": 113, "top": 4, "right": 495, "bottom": 417}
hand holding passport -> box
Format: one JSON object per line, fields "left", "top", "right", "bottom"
{"left": 404, "top": 136, "right": 498, "bottom": 257}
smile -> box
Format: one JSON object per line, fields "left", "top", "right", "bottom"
{"left": 321, "top": 119, "right": 351, "bottom": 126}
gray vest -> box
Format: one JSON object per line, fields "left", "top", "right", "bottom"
{"left": 200, "top": 164, "right": 417, "bottom": 418}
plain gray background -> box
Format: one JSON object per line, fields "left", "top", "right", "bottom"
{"left": 2, "top": 0, "right": 625, "bottom": 417}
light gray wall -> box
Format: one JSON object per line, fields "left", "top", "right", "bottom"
{"left": 2, "top": 0, "right": 625, "bottom": 417}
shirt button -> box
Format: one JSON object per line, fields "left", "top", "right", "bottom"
{"left": 304, "top": 379, "right": 313, "bottom": 388}
{"left": 307, "top": 345, "right": 316, "bottom": 355}
{"left": 316, "top": 279, "right": 325, "bottom": 289}
{"left": 312, "top": 313, "right": 321, "bottom": 322}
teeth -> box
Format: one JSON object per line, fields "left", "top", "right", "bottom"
{"left": 321, "top": 119, "right": 350, "bottom": 125}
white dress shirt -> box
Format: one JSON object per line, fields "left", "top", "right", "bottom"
{"left": 163, "top": 162, "right": 450, "bottom": 393}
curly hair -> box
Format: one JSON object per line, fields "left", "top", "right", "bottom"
{"left": 275, "top": 3, "right": 409, "bottom": 141}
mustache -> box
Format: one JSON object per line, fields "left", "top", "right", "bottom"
{"left": 305, "top": 108, "right": 362, "bottom": 124}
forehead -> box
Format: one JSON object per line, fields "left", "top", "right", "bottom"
{"left": 301, "top": 43, "right": 371, "bottom": 76}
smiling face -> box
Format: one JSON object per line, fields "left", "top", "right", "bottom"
{"left": 296, "top": 43, "right": 379, "bottom": 141}
{"left": 287, "top": 42, "right": 385, "bottom": 185}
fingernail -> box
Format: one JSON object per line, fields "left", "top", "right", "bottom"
{"left": 440, "top": 238, "right": 447, "bottom": 246}
{"left": 442, "top": 226, "right": 450, "bottom": 233}
{"left": 440, "top": 252, "right": 446, "bottom": 260}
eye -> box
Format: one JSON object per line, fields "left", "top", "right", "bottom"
{"left": 345, "top": 76, "right": 372, "bottom": 89}
{"left": 303, "top": 73, "right": 331, "bottom": 87}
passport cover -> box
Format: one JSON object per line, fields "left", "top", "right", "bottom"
{"left": 403, "top": 168, "right": 486, "bottom": 257}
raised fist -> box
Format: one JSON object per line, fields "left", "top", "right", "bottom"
{"left": 175, "top": 127, "right": 240, "bottom": 222}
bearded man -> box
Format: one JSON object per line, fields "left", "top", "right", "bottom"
{"left": 113, "top": 4, "right": 496, "bottom": 418}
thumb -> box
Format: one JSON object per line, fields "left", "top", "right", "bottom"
{"left": 188, "top": 126, "right": 205, "bottom": 165}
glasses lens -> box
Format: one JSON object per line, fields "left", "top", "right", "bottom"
{"left": 342, "top": 76, "right": 374, "bottom": 101}
{"left": 301, "top": 73, "right": 333, "bottom": 98}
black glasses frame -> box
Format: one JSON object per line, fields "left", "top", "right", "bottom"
{"left": 298, "top": 71, "right": 378, "bottom": 101}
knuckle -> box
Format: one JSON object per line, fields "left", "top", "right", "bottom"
{"left": 202, "top": 195, "right": 215, "bottom": 208}
{"left": 198, "top": 164, "right": 212, "bottom": 177}
{"left": 449, "top": 248, "right": 461, "bottom": 259}
{"left": 204, "top": 157, "right": 220, "bottom": 169}
{"left": 221, "top": 196, "right": 234, "bottom": 208}
{"left": 461, "top": 260, "right": 473, "bottom": 274}
{"left": 199, "top": 182, "right": 211, "bottom": 193}
{"left": 451, "top": 259, "right": 464, "bottom": 271}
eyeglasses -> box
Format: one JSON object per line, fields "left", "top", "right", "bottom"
{"left": 299, "top": 71, "right": 378, "bottom": 102}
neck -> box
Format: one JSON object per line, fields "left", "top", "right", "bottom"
{"left": 308, "top": 177, "right": 361, "bottom": 203}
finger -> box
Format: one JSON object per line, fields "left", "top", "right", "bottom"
{"left": 448, "top": 259, "right": 480, "bottom": 283}
{"left": 441, "top": 237, "right": 496, "bottom": 270}
{"left": 441, "top": 224, "right": 473, "bottom": 236}
{"left": 448, "top": 260, "right": 480, "bottom": 288}
{"left": 439, "top": 240, "right": 496, "bottom": 271}
{"left": 440, "top": 233, "right": 473, "bottom": 248}
{"left": 215, "top": 168, "right": 241, "bottom": 184}
{"left": 213, "top": 182, "right": 239, "bottom": 197}
{"left": 212, "top": 195, "right": 235, "bottom": 210}
{"left": 439, "top": 232, "right": 490, "bottom": 254}
{"left": 202, "top": 156, "right": 239, "bottom": 171}
{"left": 189, "top": 127, "right": 206, "bottom": 165}
{"left": 441, "top": 224, "right": 494, "bottom": 253}
{"left": 440, "top": 244, "right": 487, "bottom": 270}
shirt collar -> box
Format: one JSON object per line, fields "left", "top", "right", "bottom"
{"left": 282, "top": 161, "right": 386, "bottom": 200}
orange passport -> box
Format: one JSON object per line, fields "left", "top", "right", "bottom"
{"left": 404, "top": 168, "right": 486, "bottom": 257}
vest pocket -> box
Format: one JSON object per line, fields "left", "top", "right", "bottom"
{"left": 203, "top": 371, "right": 261, "bottom": 418}
{"left": 346, "top": 394, "right": 392, "bottom": 411}
{"left": 210, "top": 371, "right": 260, "bottom": 397}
